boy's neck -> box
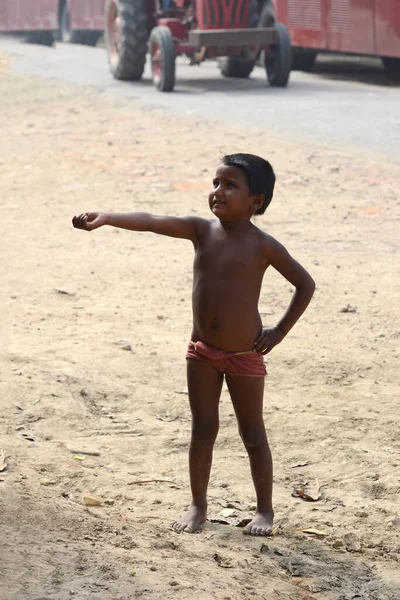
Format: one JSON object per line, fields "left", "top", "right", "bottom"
{"left": 217, "top": 217, "right": 255, "bottom": 233}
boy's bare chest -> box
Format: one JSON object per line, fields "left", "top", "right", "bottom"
{"left": 194, "top": 237, "right": 264, "bottom": 274}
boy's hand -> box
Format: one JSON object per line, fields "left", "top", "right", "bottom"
{"left": 253, "top": 326, "right": 286, "bottom": 355}
{"left": 72, "top": 212, "right": 107, "bottom": 231}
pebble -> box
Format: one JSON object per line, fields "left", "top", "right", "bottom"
{"left": 344, "top": 533, "right": 362, "bottom": 552}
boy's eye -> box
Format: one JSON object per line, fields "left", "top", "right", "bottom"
{"left": 213, "top": 180, "right": 219, "bottom": 187}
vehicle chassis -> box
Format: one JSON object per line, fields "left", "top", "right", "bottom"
{"left": 105, "top": 0, "right": 291, "bottom": 92}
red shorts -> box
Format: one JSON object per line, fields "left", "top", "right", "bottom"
{"left": 186, "top": 340, "right": 267, "bottom": 378}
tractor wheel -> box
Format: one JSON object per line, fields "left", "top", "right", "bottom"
{"left": 149, "top": 26, "right": 175, "bottom": 92}
{"left": 292, "top": 50, "right": 317, "bottom": 71}
{"left": 259, "top": 2, "right": 275, "bottom": 27}
{"left": 105, "top": 0, "right": 149, "bottom": 81}
{"left": 265, "top": 22, "right": 291, "bottom": 87}
{"left": 219, "top": 56, "right": 255, "bottom": 78}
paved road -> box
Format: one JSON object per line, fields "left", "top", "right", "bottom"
{"left": 1, "top": 37, "right": 400, "bottom": 155}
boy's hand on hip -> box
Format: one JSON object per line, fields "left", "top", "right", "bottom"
{"left": 72, "top": 212, "right": 107, "bottom": 231}
{"left": 254, "top": 326, "right": 286, "bottom": 355}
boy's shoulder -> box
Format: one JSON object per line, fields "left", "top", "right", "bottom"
{"left": 252, "top": 224, "right": 277, "bottom": 245}
{"left": 252, "top": 225, "right": 287, "bottom": 258}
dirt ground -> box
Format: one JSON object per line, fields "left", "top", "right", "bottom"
{"left": 1, "top": 49, "right": 399, "bottom": 600}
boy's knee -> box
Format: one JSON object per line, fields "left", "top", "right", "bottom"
{"left": 240, "top": 426, "right": 265, "bottom": 451}
{"left": 192, "top": 420, "right": 219, "bottom": 442}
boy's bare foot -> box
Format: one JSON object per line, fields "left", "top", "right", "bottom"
{"left": 243, "top": 511, "right": 274, "bottom": 536}
{"left": 173, "top": 505, "right": 207, "bottom": 534}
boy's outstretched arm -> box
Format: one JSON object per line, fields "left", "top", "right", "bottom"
{"left": 254, "top": 236, "right": 315, "bottom": 355}
{"left": 72, "top": 212, "right": 203, "bottom": 243}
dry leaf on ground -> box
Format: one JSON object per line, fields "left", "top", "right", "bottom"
{"left": 83, "top": 495, "right": 102, "bottom": 506}
{"left": 292, "top": 479, "right": 322, "bottom": 501}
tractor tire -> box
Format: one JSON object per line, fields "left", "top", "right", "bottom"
{"left": 149, "top": 26, "right": 175, "bottom": 92}
{"left": 265, "top": 22, "right": 291, "bottom": 87}
{"left": 219, "top": 57, "right": 255, "bottom": 78}
{"left": 219, "top": 0, "right": 259, "bottom": 78}
{"left": 105, "top": 0, "right": 149, "bottom": 81}
{"left": 259, "top": 2, "right": 275, "bottom": 27}
{"left": 256, "top": 2, "right": 275, "bottom": 66}
{"left": 292, "top": 50, "right": 317, "bottom": 71}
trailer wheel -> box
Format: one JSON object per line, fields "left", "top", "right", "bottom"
{"left": 265, "top": 22, "right": 291, "bottom": 87}
{"left": 149, "top": 26, "right": 175, "bottom": 92}
{"left": 82, "top": 32, "right": 102, "bottom": 47}
{"left": 382, "top": 57, "right": 400, "bottom": 74}
{"left": 292, "top": 50, "right": 317, "bottom": 72}
{"left": 105, "top": 0, "right": 149, "bottom": 81}
{"left": 219, "top": 57, "right": 254, "bottom": 78}
{"left": 25, "top": 31, "right": 54, "bottom": 47}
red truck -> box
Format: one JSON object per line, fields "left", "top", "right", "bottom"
{"left": 271, "top": 0, "right": 400, "bottom": 73}
{"left": 0, "top": 0, "right": 104, "bottom": 45}
{"left": 1, "top": 0, "right": 399, "bottom": 75}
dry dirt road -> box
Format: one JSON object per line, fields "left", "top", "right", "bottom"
{"left": 0, "top": 42, "right": 399, "bottom": 600}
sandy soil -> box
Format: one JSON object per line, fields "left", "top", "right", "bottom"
{"left": 1, "top": 50, "right": 399, "bottom": 600}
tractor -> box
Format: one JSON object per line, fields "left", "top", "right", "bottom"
{"left": 105, "top": 0, "right": 291, "bottom": 91}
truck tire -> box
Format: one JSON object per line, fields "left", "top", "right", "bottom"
{"left": 219, "top": 56, "right": 255, "bottom": 78}
{"left": 265, "top": 22, "right": 291, "bottom": 86}
{"left": 105, "top": 0, "right": 149, "bottom": 81}
{"left": 292, "top": 50, "right": 317, "bottom": 71}
{"left": 149, "top": 26, "right": 175, "bottom": 92}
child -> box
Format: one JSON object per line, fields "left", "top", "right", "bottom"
{"left": 72, "top": 153, "right": 315, "bottom": 536}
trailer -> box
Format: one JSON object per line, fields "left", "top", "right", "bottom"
{"left": 270, "top": 0, "right": 400, "bottom": 73}
{"left": 0, "top": 0, "right": 104, "bottom": 46}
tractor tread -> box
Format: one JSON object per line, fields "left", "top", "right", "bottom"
{"left": 106, "top": 0, "right": 149, "bottom": 81}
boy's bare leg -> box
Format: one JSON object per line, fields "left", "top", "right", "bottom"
{"left": 173, "top": 359, "right": 223, "bottom": 533}
{"left": 225, "top": 374, "right": 274, "bottom": 536}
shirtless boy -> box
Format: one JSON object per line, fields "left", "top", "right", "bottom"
{"left": 72, "top": 153, "right": 315, "bottom": 537}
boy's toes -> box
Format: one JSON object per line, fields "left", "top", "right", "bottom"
{"left": 243, "top": 524, "right": 252, "bottom": 535}
{"left": 172, "top": 521, "right": 186, "bottom": 534}
{"left": 243, "top": 512, "right": 274, "bottom": 536}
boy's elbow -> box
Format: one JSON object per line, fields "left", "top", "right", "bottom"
{"left": 298, "top": 273, "right": 315, "bottom": 297}
{"left": 308, "top": 275, "right": 316, "bottom": 298}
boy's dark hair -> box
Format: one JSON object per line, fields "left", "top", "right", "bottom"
{"left": 221, "top": 153, "right": 275, "bottom": 215}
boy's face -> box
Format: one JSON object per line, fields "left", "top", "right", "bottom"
{"left": 209, "top": 164, "right": 262, "bottom": 221}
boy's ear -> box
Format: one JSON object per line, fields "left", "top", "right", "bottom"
{"left": 254, "top": 194, "right": 265, "bottom": 211}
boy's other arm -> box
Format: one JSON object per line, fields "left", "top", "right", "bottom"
{"left": 254, "top": 235, "right": 315, "bottom": 354}
{"left": 72, "top": 212, "right": 204, "bottom": 243}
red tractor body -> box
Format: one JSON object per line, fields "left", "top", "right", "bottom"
{"left": 105, "top": 0, "right": 291, "bottom": 91}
